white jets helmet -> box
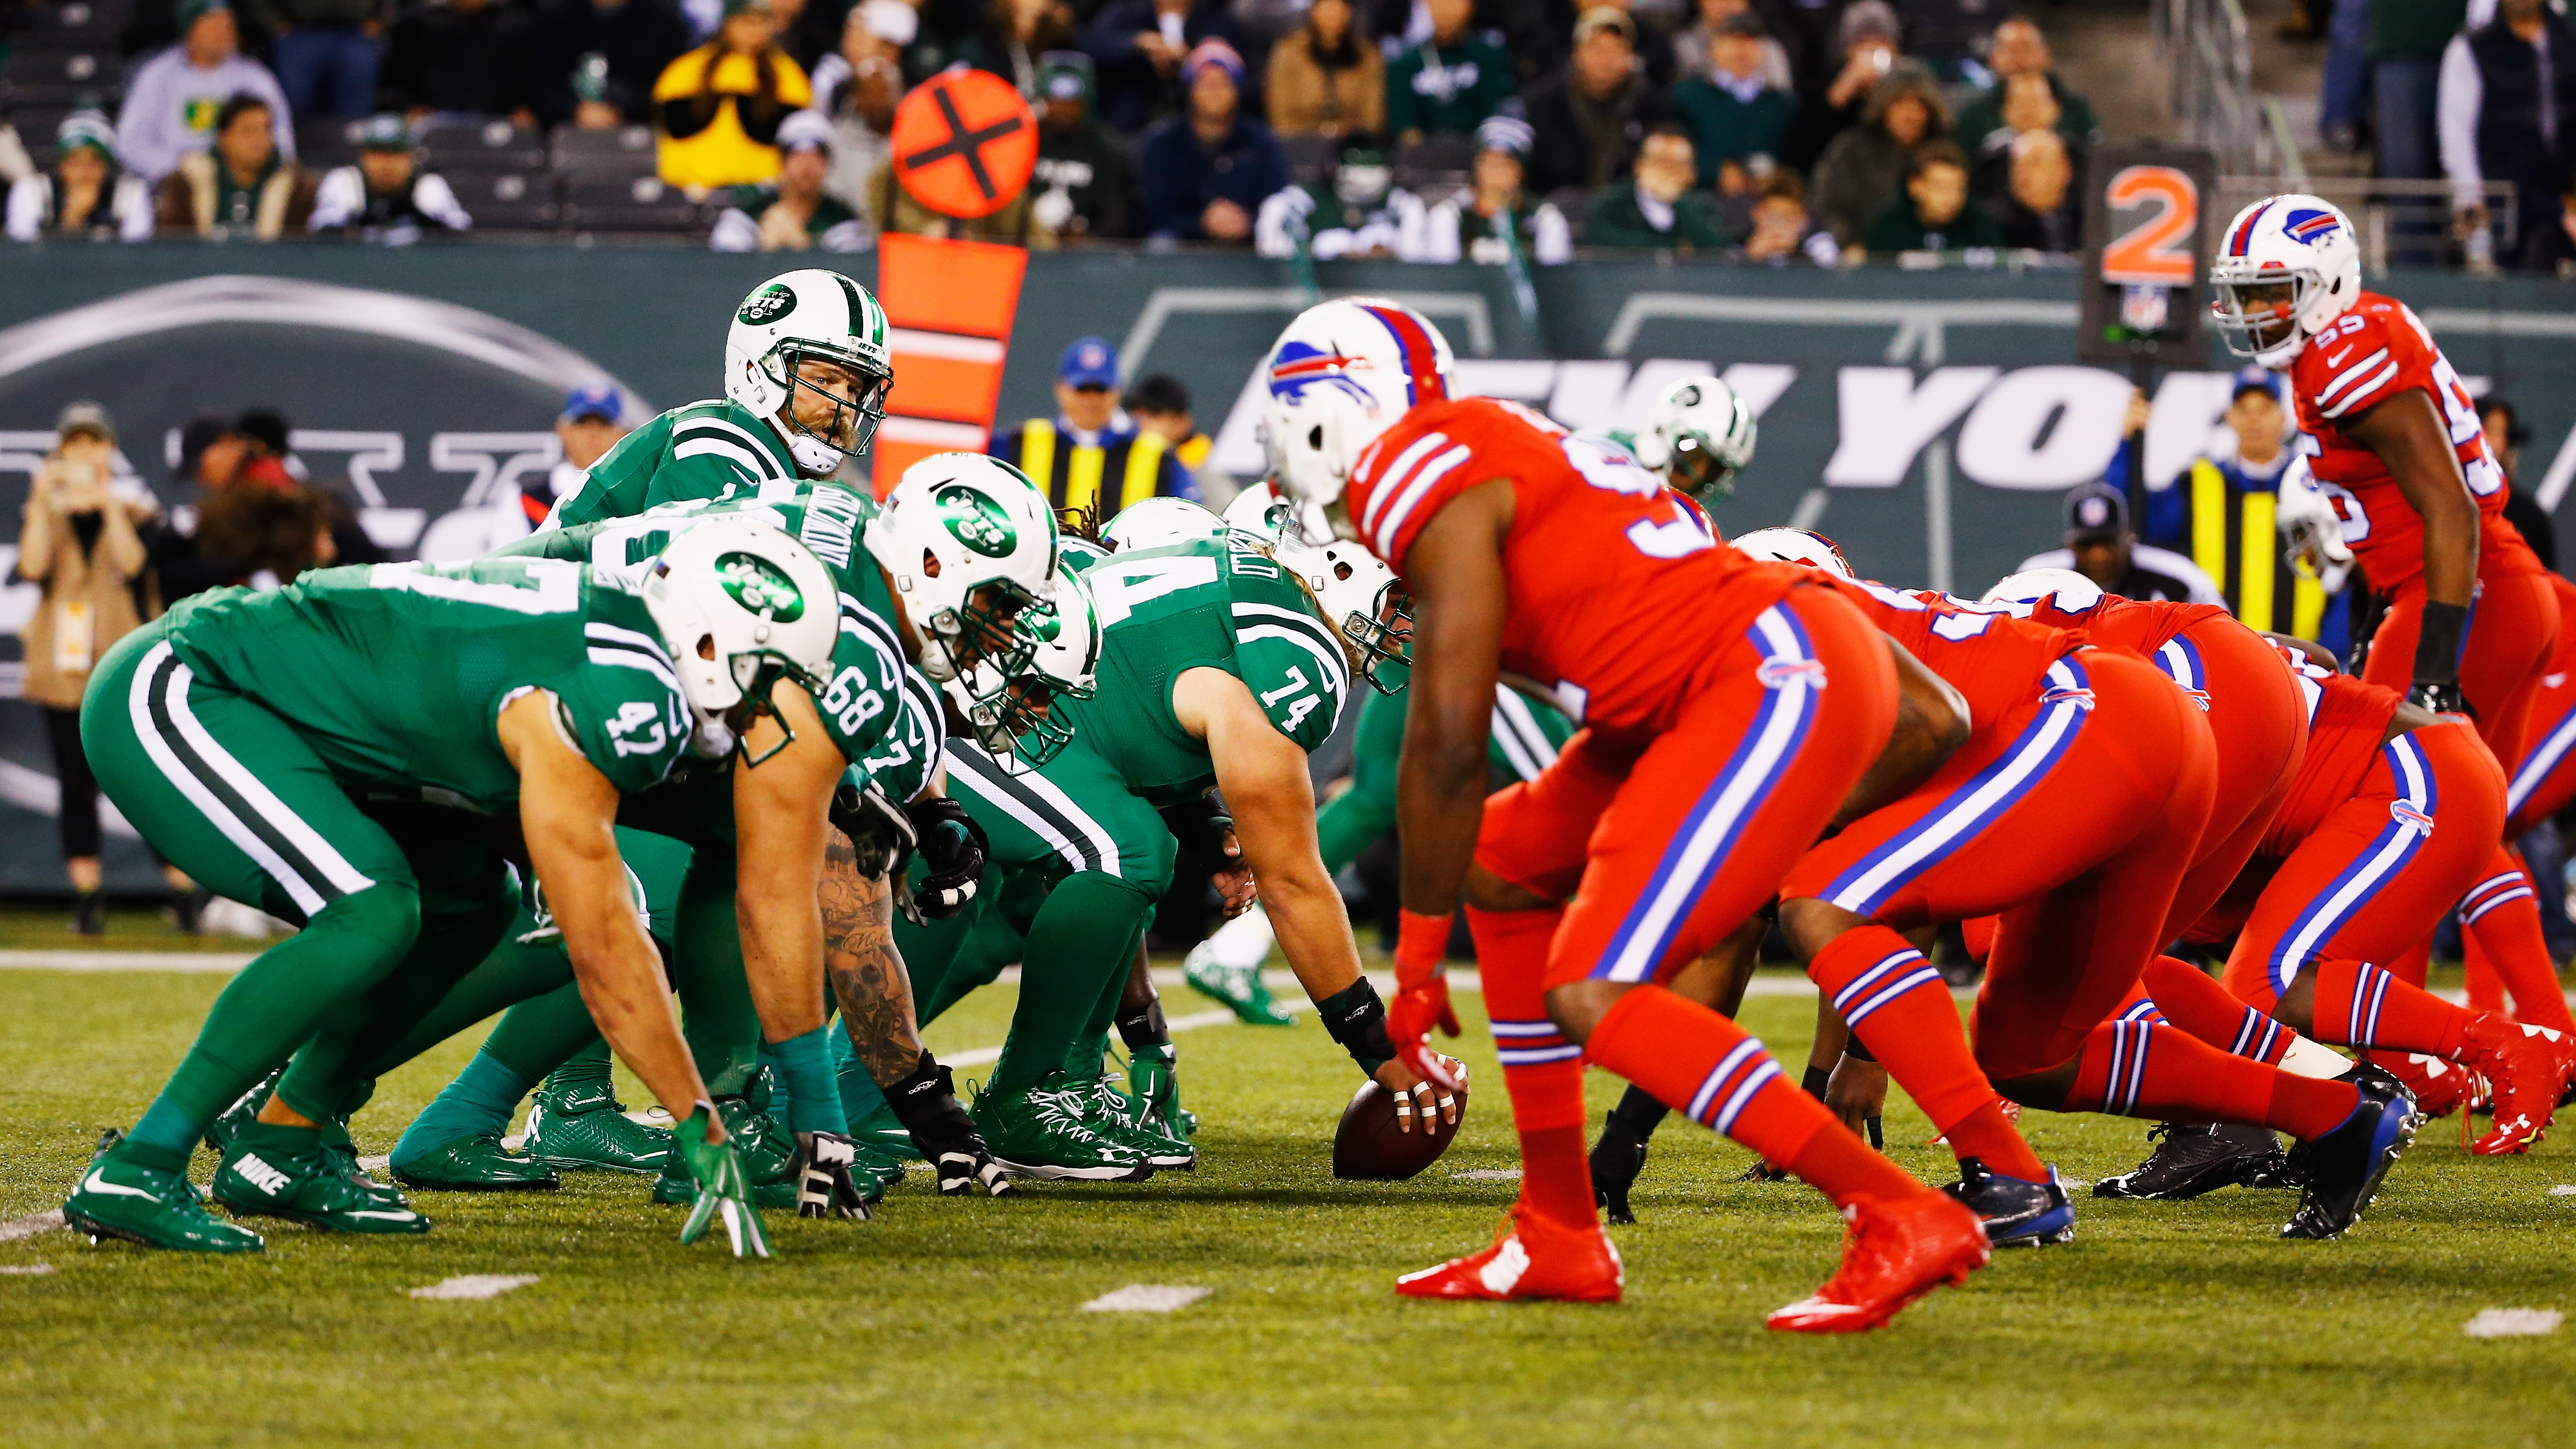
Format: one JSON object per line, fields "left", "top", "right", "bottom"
{"left": 2275, "top": 453, "right": 2355, "bottom": 592}
{"left": 724, "top": 269, "right": 895, "bottom": 476}
{"left": 1259, "top": 296, "right": 1457, "bottom": 517}
{"left": 1981, "top": 567, "right": 2104, "bottom": 611}
{"left": 1257, "top": 485, "right": 1410, "bottom": 693}
{"left": 1632, "top": 375, "right": 1758, "bottom": 504}
{"left": 640, "top": 516, "right": 841, "bottom": 763}
{"left": 1221, "top": 479, "right": 1297, "bottom": 540}
{"left": 1102, "top": 496, "right": 1226, "bottom": 551}
{"left": 2209, "top": 195, "right": 2363, "bottom": 367}
{"left": 947, "top": 560, "right": 1101, "bottom": 769}
{"left": 864, "top": 452, "right": 1060, "bottom": 684}
{"left": 1731, "top": 526, "right": 1856, "bottom": 580}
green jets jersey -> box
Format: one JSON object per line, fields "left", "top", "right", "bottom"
{"left": 159, "top": 557, "right": 694, "bottom": 812}
{"left": 548, "top": 399, "right": 808, "bottom": 531}
{"left": 497, "top": 484, "right": 943, "bottom": 801}
{"left": 1059, "top": 533, "right": 1350, "bottom": 804}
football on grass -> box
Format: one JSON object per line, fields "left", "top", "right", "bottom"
{"left": 1332, "top": 1077, "right": 1469, "bottom": 1181}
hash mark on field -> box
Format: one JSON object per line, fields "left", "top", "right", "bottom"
{"left": 2551, "top": 1185, "right": 2576, "bottom": 1196}
{"left": 2464, "top": 1308, "right": 2563, "bottom": 1338}
{"left": 1451, "top": 1169, "right": 1522, "bottom": 1181}
{"left": 410, "top": 1274, "right": 540, "bottom": 1301}
{"left": 0, "top": 1211, "right": 64, "bottom": 1242}
{"left": 1082, "top": 1284, "right": 1210, "bottom": 1313}
{"left": 0, "top": 1264, "right": 56, "bottom": 1275}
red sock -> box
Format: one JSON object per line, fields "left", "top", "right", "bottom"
{"left": 2460, "top": 849, "right": 2574, "bottom": 1031}
{"left": 1466, "top": 904, "right": 1596, "bottom": 1229}
{"left": 2070, "top": 1017, "right": 2360, "bottom": 1139}
{"left": 1808, "top": 925, "right": 2041, "bottom": 1178}
{"left": 2311, "top": 958, "right": 2474, "bottom": 1058}
{"left": 2141, "top": 954, "right": 2296, "bottom": 1064}
{"left": 2463, "top": 948, "right": 2506, "bottom": 1013}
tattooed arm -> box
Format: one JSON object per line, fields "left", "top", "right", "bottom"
{"left": 821, "top": 826, "right": 927, "bottom": 1084}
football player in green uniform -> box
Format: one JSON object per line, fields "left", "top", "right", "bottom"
{"left": 1183, "top": 484, "right": 1578, "bottom": 1024}
{"left": 1607, "top": 373, "right": 1759, "bottom": 509}
{"left": 62, "top": 522, "right": 839, "bottom": 1255}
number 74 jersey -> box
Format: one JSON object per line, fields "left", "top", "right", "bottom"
{"left": 1342, "top": 395, "right": 1803, "bottom": 736}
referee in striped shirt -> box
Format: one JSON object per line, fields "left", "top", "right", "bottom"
{"left": 989, "top": 337, "right": 1194, "bottom": 522}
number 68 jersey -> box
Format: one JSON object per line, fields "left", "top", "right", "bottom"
{"left": 1342, "top": 395, "right": 1803, "bottom": 735}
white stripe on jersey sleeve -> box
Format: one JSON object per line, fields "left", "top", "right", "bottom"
{"left": 2319, "top": 359, "right": 2403, "bottom": 419}
{"left": 1368, "top": 444, "right": 1472, "bottom": 560}
{"left": 1357, "top": 432, "right": 1452, "bottom": 539}
{"left": 2313, "top": 349, "right": 2392, "bottom": 408}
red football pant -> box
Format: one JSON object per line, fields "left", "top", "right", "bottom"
{"left": 2362, "top": 571, "right": 2557, "bottom": 777}
{"left": 1786, "top": 649, "right": 2218, "bottom": 1085}
{"left": 2149, "top": 617, "right": 2309, "bottom": 941}
{"left": 2501, "top": 574, "right": 2576, "bottom": 837}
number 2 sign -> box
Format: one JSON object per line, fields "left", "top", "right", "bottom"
{"left": 2076, "top": 145, "right": 2217, "bottom": 366}
{"left": 2100, "top": 166, "right": 2199, "bottom": 286}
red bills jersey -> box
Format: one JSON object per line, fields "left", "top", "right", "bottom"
{"left": 1806, "top": 577, "right": 2081, "bottom": 736}
{"left": 1994, "top": 593, "right": 2229, "bottom": 659}
{"left": 2289, "top": 292, "right": 2536, "bottom": 590}
{"left": 1343, "top": 396, "right": 1797, "bottom": 734}
{"left": 2263, "top": 646, "right": 2403, "bottom": 855}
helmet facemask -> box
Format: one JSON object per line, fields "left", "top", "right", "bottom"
{"left": 1666, "top": 433, "right": 1741, "bottom": 505}
{"left": 944, "top": 583, "right": 1097, "bottom": 769}
{"left": 768, "top": 346, "right": 892, "bottom": 474}
{"left": 2210, "top": 272, "right": 2313, "bottom": 365}
{"left": 918, "top": 573, "right": 1043, "bottom": 687}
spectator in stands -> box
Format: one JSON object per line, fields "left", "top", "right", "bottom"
{"left": 153, "top": 93, "right": 319, "bottom": 238}
{"left": 117, "top": 0, "right": 296, "bottom": 183}
{"left": 1738, "top": 167, "right": 1838, "bottom": 264}
{"left": 520, "top": 0, "right": 696, "bottom": 131}
{"left": 1966, "top": 72, "right": 2080, "bottom": 201}
{"left": 2368, "top": 0, "right": 2462, "bottom": 223}
{"left": 308, "top": 112, "right": 472, "bottom": 239}
{"left": 0, "top": 122, "right": 33, "bottom": 189}
{"left": 1807, "top": 60, "right": 1944, "bottom": 245}
{"left": 1584, "top": 122, "right": 1730, "bottom": 250}
{"left": 1952, "top": 13, "right": 2101, "bottom": 156}
{"left": 1030, "top": 51, "right": 1134, "bottom": 238}
{"left": 869, "top": 156, "right": 1059, "bottom": 244}
{"left": 1992, "top": 126, "right": 2077, "bottom": 252}
{"left": 235, "top": 409, "right": 388, "bottom": 567}
{"left": 2321, "top": 0, "right": 2373, "bottom": 151}
{"left": 254, "top": 0, "right": 384, "bottom": 122}
{"left": 1125, "top": 373, "right": 1230, "bottom": 501}
{"left": 1672, "top": 11, "right": 1793, "bottom": 189}
{"left": 1579, "top": 0, "right": 1680, "bottom": 84}
{"left": 990, "top": 337, "right": 1195, "bottom": 516}
{"left": 712, "top": 108, "right": 867, "bottom": 248}
{"left": 1137, "top": 40, "right": 1283, "bottom": 242}
{"left": 963, "top": 0, "right": 1081, "bottom": 97}
{"left": 2016, "top": 482, "right": 2225, "bottom": 606}
{"left": 6, "top": 111, "right": 156, "bottom": 242}
{"left": 1778, "top": 0, "right": 1900, "bottom": 174}
{"left": 1257, "top": 140, "right": 1423, "bottom": 257}
{"left": 2479, "top": 397, "right": 2561, "bottom": 571}
{"left": 1411, "top": 113, "right": 1574, "bottom": 263}
{"left": 377, "top": 0, "right": 532, "bottom": 122}
{"left": 1267, "top": 0, "right": 1385, "bottom": 138}
{"left": 654, "top": 0, "right": 814, "bottom": 189}
{"left": 1673, "top": 0, "right": 1790, "bottom": 90}
{"left": 812, "top": 0, "right": 906, "bottom": 223}
{"left": 1520, "top": 8, "right": 1674, "bottom": 197}
{"left": 1085, "top": 0, "right": 1244, "bottom": 134}
{"left": 1385, "top": 0, "right": 1517, "bottom": 141}
{"left": 16, "top": 403, "right": 159, "bottom": 935}
{"left": 1858, "top": 138, "right": 2000, "bottom": 253}
{"left": 2442, "top": 0, "right": 2576, "bottom": 272}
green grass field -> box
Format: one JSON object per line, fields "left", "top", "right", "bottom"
{"left": 2, "top": 918, "right": 2571, "bottom": 1448}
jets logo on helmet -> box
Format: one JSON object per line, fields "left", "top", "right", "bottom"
{"left": 935, "top": 485, "right": 1018, "bottom": 558}
{"left": 1221, "top": 480, "right": 1295, "bottom": 541}
{"left": 2209, "top": 194, "right": 2362, "bottom": 366}
{"left": 715, "top": 553, "right": 806, "bottom": 620}
{"left": 865, "top": 452, "right": 1061, "bottom": 686}
{"left": 725, "top": 268, "right": 895, "bottom": 476}
{"left": 1259, "top": 297, "right": 1457, "bottom": 520}
{"left": 641, "top": 517, "right": 842, "bottom": 765}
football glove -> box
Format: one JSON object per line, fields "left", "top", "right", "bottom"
{"left": 791, "top": 1131, "right": 877, "bottom": 1220}
{"left": 830, "top": 777, "right": 918, "bottom": 879}
{"left": 2407, "top": 680, "right": 2472, "bottom": 719}
{"left": 902, "top": 796, "right": 988, "bottom": 923}
{"left": 675, "top": 1103, "right": 771, "bottom": 1258}
{"left": 1387, "top": 909, "right": 1461, "bottom": 1090}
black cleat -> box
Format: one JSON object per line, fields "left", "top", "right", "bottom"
{"left": 2283, "top": 1072, "right": 2422, "bottom": 1240}
{"left": 1590, "top": 1115, "right": 1649, "bottom": 1224}
{"left": 1942, "top": 1157, "right": 2074, "bottom": 1247}
{"left": 2093, "top": 1122, "right": 2291, "bottom": 1200}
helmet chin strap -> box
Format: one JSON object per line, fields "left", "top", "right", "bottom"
{"left": 787, "top": 429, "right": 843, "bottom": 477}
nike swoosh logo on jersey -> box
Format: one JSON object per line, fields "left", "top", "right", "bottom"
{"left": 2327, "top": 347, "right": 2354, "bottom": 366}
{"left": 78, "top": 1168, "right": 157, "bottom": 1200}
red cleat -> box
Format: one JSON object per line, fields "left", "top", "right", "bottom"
{"left": 1394, "top": 1204, "right": 1624, "bottom": 1303}
{"left": 2364, "top": 1050, "right": 2474, "bottom": 1118}
{"left": 1765, "top": 1191, "right": 1989, "bottom": 1335}
{"left": 2464, "top": 1015, "right": 2573, "bottom": 1155}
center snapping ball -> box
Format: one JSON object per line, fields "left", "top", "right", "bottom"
{"left": 1332, "top": 1077, "right": 1469, "bottom": 1181}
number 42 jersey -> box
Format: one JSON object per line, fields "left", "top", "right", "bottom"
{"left": 1341, "top": 395, "right": 1805, "bottom": 736}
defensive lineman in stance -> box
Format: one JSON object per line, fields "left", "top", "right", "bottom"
{"left": 63, "top": 527, "right": 839, "bottom": 1255}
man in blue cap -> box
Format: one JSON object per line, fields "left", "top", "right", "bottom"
{"left": 988, "top": 335, "right": 1192, "bottom": 522}
{"left": 2015, "top": 481, "right": 2225, "bottom": 607}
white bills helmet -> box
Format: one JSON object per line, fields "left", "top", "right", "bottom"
{"left": 1259, "top": 296, "right": 1456, "bottom": 518}
{"left": 1981, "top": 567, "right": 2104, "bottom": 610}
{"left": 1731, "top": 526, "right": 1856, "bottom": 580}
{"left": 641, "top": 516, "right": 841, "bottom": 762}
{"left": 2209, "top": 195, "right": 2363, "bottom": 367}
{"left": 724, "top": 269, "right": 894, "bottom": 476}
{"left": 864, "top": 452, "right": 1059, "bottom": 684}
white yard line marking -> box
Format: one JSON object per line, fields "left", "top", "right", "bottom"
{"left": 1450, "top": 1169, "right": 1522, "bottom": 1181}
{"left": 0, "top": 1211, "right": 65, "bottom": 1242}
{"left": 2551, "top": 1185, "right": 2576, "bottom": 1196}
{"left": 1081, "top": 1284, "right": 1210, "bottom": 1313}
{"left": 409, "top": 1274, "right": 540, "bottom": 1301}
{"left": 2463, "top": 1308, "right": 2563, "bottom": 1338}
{"left": 0, "top": 950, "right": 254, "bottom": 973}
{"left": 0, "top": 1264, "right": 56, "bottom": 1275}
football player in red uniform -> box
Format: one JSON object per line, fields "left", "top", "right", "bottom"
{"left": 1738, "top": 535, "right": 2416, "bottom": 1243}
{"left": 2211, "top": 195, "right": 2570, "bottom": 1042}
{"left": 1261, "top": 298, "right": 1989, "bottom": 1333}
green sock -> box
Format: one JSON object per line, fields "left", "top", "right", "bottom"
{"left": 833, "top": 1022, "right": 891, "bottom": 1128}
{"left": 767, "top": 1027, "right": 839, "bottom": 1134}
{"left": 992, "top": 873, "right": 1151, "bottom": 1094}
{"left": 392, "top": 1048, "right": 532, "bottom": 1165}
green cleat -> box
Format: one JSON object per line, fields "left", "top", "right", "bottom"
{"left": 1081, "top": 1072, "right": 1196, "bottom": 1171}
{"left": 972, "top": 1074, "right": 1157, "bottom": 1181}
{"left": 390, "top": 1132, "right": 562, "bottom": 1193}
{"left": 850, "top": 1137, "right": 909, "bottom": 1189}
{"left": 1182, "top": 941, "right": 1296, "bottom": 1026}
{"left": 650, "top": 1094, "right": 798, "bottom": 1208}
{"left": 202, "top": 1068, "right": 283, "bottom": 1158}
{"left": 524, "top": 1077, "right": 673, "bottom": 1175}
{"left": 64, "top": 1131, "right": 263, "bottom": 1254}
{"left": 1127, "top": 1043, "right": 1197, "bottom": 1143}
{"left": 213, "top": 1125, "right": 430, "bottom": 1235}
{"left": 848, "top": 1100, "right": 924, "bottom": 1162}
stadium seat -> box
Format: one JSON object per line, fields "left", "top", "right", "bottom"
{"left": 418, "top": 118, "right": 549, "bottom": 174}
{"left": 0, "top": 45, "right": 121, "bottom": 109}
{"left": 1279, "top": 132, "right": 1336, "bottom": 185}
{"left": 6, "top": 104, "right": 77, "bottom": 167}
{"left": 559, "top": 156, "right": 701, "bottom": 235}
{"left": 446, "top": 168, "right": 560, "bottom": 232}
{"left": 19, "top": 0, "right": 126, "bottom": 48}
{"left": 297, "top": 116, "right": 362, "bottom": 171}
{"left": 1394, "top": 134, "right": 1474, "bottom": 197}
{"left": 549, "top": 123, "right": 659, "bottom": 167}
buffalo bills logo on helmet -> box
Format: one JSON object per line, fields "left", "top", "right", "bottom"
{"left": 2284, "top": 208, "right": 2342, "bottom": 246}
{"left": 2390, "top": 800, "right": 2434, "bottom": 834}
{"left": 1756, "top": 657, "right": 1828, "bottom": 691}
{"left": 1268, "top": 340, "right": 1377, "bottom": 407}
